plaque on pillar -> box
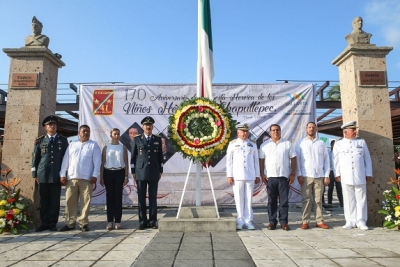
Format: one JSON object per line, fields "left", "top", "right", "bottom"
{"left": 358, "top": 71, "right": 387, "bottom": 87}
{"left": 10, "top": 73, "right": 39, "bottom": 89}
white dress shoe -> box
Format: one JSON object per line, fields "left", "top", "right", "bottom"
{"left": 342, "top": 223, "right": 353, "bottom": 229}
{"left": 236, "top": 224, "right": 243, "bottom": 230}
{"left": 357, "top": 223, "right": 369, "bottom": 231}
{"left": 246, "top": 223, "right": 255, "bottom": 230}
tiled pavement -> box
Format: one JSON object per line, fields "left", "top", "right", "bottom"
{"left": 1, "top": 203, "right": 400, "bottom": 266}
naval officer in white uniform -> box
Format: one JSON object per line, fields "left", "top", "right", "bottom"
{"left": 226, "top": 123, "right": 260, "bottom": 230}
{"left": 333, "top": 121, "right": 373, "bottom": 230}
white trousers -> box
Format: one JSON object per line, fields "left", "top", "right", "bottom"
{"left": 233, "top": 180, "right": 255, "bottom": 225}
{"left": 342, "top": 183, "right": 368, "bottom": 225}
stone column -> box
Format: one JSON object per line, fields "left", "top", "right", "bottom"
{"left": 2, "top": 47, "right": 64, "bottom": 226}
{"left": 332, "top": 44, "right": 393, "bottom": 226}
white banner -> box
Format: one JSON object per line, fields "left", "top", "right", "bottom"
{"left": 80, "top": 83, "right": 315, "bottom": 205}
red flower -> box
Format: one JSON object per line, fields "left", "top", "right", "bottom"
{"left": 396, "top": 194, "right": 400, "bottom": 200}
{"left": 216, "top": 120, "right": 222, "bottom": 127}
{"left": 194, "top": 138, "right": 200, "bottom": 145}
{"left": 8, "top": 198, "right": 15, "bottom": 203}
{"left": 5, "top": 213, "right": 13, "bottom": 220}
{"left": 198, "top": 106, "right": 205, "bottom": 112}
{"left": 179, "top": 123, "right": 186, "bottom": 130}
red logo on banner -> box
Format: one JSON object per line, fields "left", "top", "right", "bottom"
{"left": 93, "top": 90, "right": 114, "bottom": 115}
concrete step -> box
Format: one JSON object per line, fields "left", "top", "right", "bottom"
{"left": 159, "top": 207, "right": 237, "bottom": 232}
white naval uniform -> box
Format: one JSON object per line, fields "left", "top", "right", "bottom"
{"left": 226, "top": 138, "right": 260, "bottom": 226}
{"left": 333, "top": 137, "right": 372, "bottom": 226}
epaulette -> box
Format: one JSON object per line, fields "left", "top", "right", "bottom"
{"left": 59, "top": 134, "right": 67, "bottom": 139}
{"left": 229, "top": 139, "right": 237, "bottom": 144}
{"left": 134, "top": 134, "right": 142, "bottom": 138}
{"left": 153, "top": 134, "right": 161, "bottom": 138}
{"left": 337, "top": 137, "right": 343, "bottom": 141}
{"left": 34, "top": 135, "right": 45, "bottom": 145}
{"left": 249, "top": 139, "right": 256, "bottom": 143}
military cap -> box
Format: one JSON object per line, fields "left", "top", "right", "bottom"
{"left": 236, "top": 123, "right": 249, "bottom": 131}
{"left": 42, "top": 115, "right": 58, "bottom": 126}
{"left": 341, "top": 120, "right": 357, "bottom": 129}
{"left": 141, "top": 116, "right": 155, "bottom": 125}
{"left": 32, "top": 16, "right": 43, "bottom": 27}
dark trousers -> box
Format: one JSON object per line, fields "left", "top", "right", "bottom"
{"left": 136, "top": 179, "right": 159, "bottom": 226}
{"left": 39, "top": 182, "right": 61, "bottom": 227}
{"left": 267, "top": 177, "right": 289, "bottom": 225}
{"left": 104, "top": 168, "right": 125, "bottom": 223}
{"left": 327, "top": 170, "right": 343, "bottom": 206}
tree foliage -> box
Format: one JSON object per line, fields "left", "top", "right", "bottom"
{"left": 326, "top": 84, "right": 341, "bottom": 101}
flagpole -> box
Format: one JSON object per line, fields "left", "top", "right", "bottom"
{"left": 196, "top": 0, "right": 202, "bottom": 206}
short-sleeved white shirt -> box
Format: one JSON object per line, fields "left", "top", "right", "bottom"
{"left": 259, "top": 138, "right": 296, "bottom": 178}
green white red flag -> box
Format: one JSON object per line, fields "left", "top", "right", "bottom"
{"left": 197, "top": 0, "right": 214, "bottom": 98}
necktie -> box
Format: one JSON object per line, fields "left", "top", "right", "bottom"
{"left": 147, "top": 136, "right": 151, "bottom": 144}
{"left": 49, "top": 137, "right": 54, "bottom": 147}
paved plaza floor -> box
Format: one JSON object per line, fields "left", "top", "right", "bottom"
{"left": 1, "top": 199, "right": 400, "bottom": 266}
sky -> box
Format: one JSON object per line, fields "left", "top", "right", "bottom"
{"left": 0, "top": 0, "right": 399, "bottom": 142}
{"left": 1, "top": 0, "right": 400, "bottom": 86}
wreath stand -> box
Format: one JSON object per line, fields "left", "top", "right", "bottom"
{"left": 176, "top": 160, "right": 220, "bottom": 219}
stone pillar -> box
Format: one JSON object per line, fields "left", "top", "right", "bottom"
{"left": 2, "top": 47, "right": 64, "bottom": 226}
{"left": 332, "top": 44, "right": 393, "bottom": 226}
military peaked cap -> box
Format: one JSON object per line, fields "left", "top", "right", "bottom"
{"left": 141, "top": 116, "right": 155, "bottom": 125}
{"left": 341, "top": 120, "right": 357, "bottom": 129}
{"left": 236, "top": 123, "right": 249, "bottom": 131}
{"left": 42, "top": 115, "right": 58, "bottom": 126}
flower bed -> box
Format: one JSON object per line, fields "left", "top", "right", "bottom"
{"left": 168, "top": 97, "right": 236, "bottom": 164}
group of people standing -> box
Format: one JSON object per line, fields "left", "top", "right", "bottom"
{"left": 31, "top": 115, "right": 163, "bottom": 232}
{"left": 32, "top": 113, "right": 373, "bottom": 233}
{"left": 226, "top": 120, "right": 373, "bottom": 231}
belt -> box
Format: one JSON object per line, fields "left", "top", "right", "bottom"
{"left": 105, "top": 167, "right": 124, "bottom": 170}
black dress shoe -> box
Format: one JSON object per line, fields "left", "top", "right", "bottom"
{"left": 138, "top": 224, "right": 146, "bottom": 230}
{"left": 149, "top": 224, "right": 158, "bottom": 229}
{"left": 80, "top": 225, "right": 89, "bottom": 232}
{"left": 35, "top": 225, "right": 49, "bottom": 232}
{"left": 49, "top": 226, "right": 58, "bottom": 231}
{"left": 59, "top": 225, "right": 75, "bottom": 232}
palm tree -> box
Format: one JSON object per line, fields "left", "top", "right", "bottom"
{"left": 325, "top": 84, "right": 341, "bottom": 101}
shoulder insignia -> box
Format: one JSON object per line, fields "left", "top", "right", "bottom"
{"left": 134, "top": 134, "right": 142, "bottom": 138}
{"left": 153, "top": 134, "right": 161, "bottom": 138}
{"left": 249, "top": 139, "right": 256, "bottom": 143}
{"left": 34, "top": 135, "right": 45, "bottom": 145}
{"left": 59, "top": 134, "right": 67, "bottom": 139}
{"left": 337, "top": 137, "right": 343, "bottom": 141}
{"left": 229, "top": 139, "right": 237, "bottom": 144}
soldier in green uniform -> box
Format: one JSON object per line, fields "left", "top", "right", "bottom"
{"left": 131, "top": 116, "right": 163, "bottom": 230}
{"left": 32, "top": 115, "right": 69, "bottom": 231}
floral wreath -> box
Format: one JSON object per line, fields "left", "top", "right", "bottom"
{"left": 168, "top": 97, "right": 236, "bottom": 165}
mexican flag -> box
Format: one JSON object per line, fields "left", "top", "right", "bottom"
{"left": 197, "top": 0, "right": 214, "bottom": 98}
